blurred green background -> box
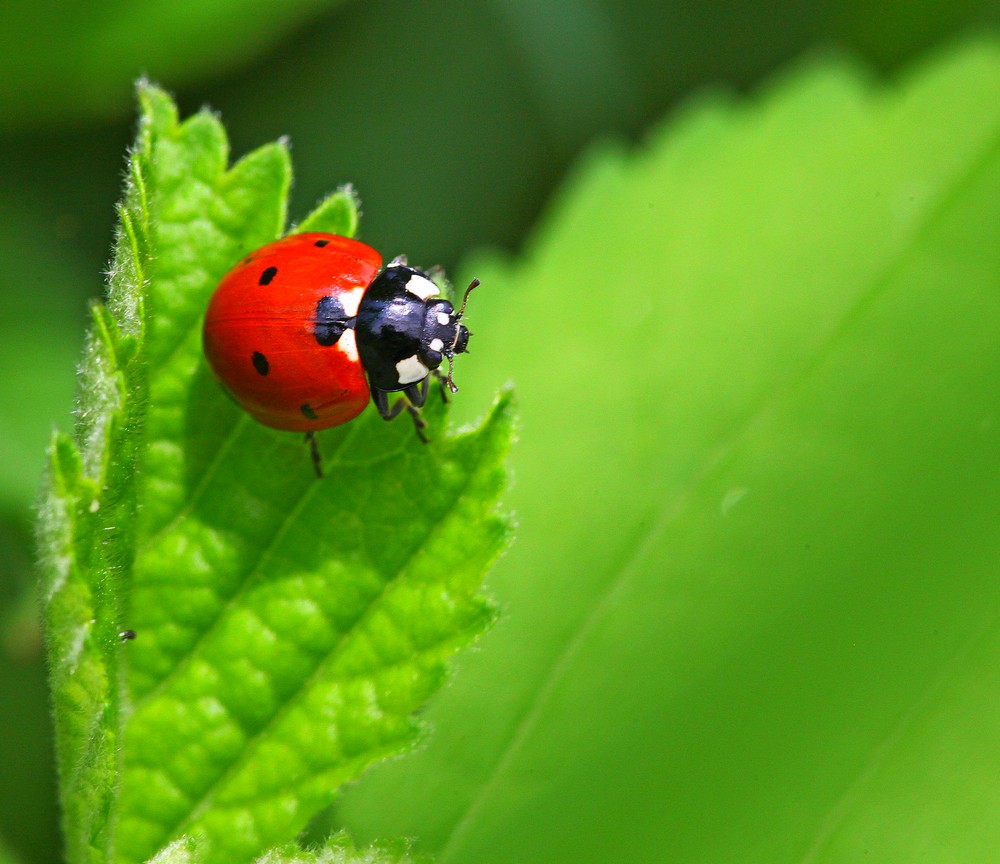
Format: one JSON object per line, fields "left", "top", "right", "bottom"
{"left": 2, "top": 1, "right": 1000, "bottom": 862}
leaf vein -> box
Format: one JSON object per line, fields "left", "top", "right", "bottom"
{"left": 159, "top": 430, "right": 499, "bottom": 846}
{"left": 132, "top": 424, "right": 358, "bottom": 710}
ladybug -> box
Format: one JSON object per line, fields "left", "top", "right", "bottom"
{"left": 202, "top": 232, "right": 477, "bottom": 475}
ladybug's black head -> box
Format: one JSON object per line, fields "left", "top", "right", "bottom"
{"left": 419, "top": 277, "right": 478, "bottom": 393}
{"left": 420, "top": 301, "right": 468, "bottom": 371}
{"left": 453, "top": 323, "right": 470, "bottom": 355}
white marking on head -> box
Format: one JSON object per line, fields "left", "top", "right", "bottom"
{"left": 429, "top": 338, "right": 444, "bottom": 352}
{"left": 436, "top": 311, "right": 450, "bottom": 325}
{"left": 396, "top": 354, "right": 429, "bottom": 384}
{"left": 338, "top": 328, "right": 359, "bottom": 362}
{"left": 405, "top": 273, "right": 440, "bottom": 301}
{"left": 339, "top": 286, "right": 365, "bottom": 318}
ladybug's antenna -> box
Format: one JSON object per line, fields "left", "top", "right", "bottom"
{"left": 455, "top": 277, "right": 480, "bottom": 320}
{"left": 444, "top": 276, "right": 479, "bottom": 394}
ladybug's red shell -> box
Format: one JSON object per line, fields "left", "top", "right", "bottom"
{"left": 203, "top": 233, "right": 382, "bottom": 432}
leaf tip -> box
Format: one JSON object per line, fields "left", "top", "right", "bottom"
{"left": 145, "top": 836, "right": 199, "bottom": 864}
{"left": 135, "top": 80, "right": 179, "bottom": 136}
{"left": 296, "top": 185, "right": 362, "bottom": 237}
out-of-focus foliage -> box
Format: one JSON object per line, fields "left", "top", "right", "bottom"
{"left": 339, "top": 38, "right": 1000, "bottom": 864}
{"left": 2, "top": 1, "right": 1000, "bottom": 863}
{"left": 0, "top": 210, "right": 90, "bottom": 514}
{"left": 0, "top": 0, "right": 347, "bottom": 128}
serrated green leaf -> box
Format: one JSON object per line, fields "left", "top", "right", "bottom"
{"left": 32, "top": 81, "right": 514, "bottom": 864}
{"left": 336, "top": 39, "right": 1000, "bottom": 864}
{"left": 295, "top": 186, "right": 361, "bottom": 236}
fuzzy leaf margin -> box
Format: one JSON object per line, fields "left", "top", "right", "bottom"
{"left": 36, "top": 83, "right": 514, "bottom": 864}
{"left": 36, "top": 99, "right": 152, "bottom": 864}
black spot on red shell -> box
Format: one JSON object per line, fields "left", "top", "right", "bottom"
{"left": 301, "top": 404, "right": 319, "bottom": 420}
{"left": 314, "top": 239, "right": 330, "bottom": 247}
{"left": 259, "top": 266, "right": 278, "bottom": 286}
{"left": 314, "top": 295, "right": 351, "bottom": 346}
{"left": 252, "top": 351, "right": 269, "bottom": 376}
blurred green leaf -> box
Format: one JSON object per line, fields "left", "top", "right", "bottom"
{"left": 0, "top": 834, "right": 24, "bottom": 864}
{"left": 0, "top": 0, "right": 346, "bottom": 128}
{"left": 0, "top": 519, "right": 57, "bottom": 863}
{"left": 338, "top": 38, "right": 1000, "bottom": 864}
{"left": 830, "top": 0, "right": 1000, "bottom": 68}
{"left": 36, "top": 83, "right": 513, "bottom": 864}
{"left": 0, "top": 208, "right": 89, "bottom": 518}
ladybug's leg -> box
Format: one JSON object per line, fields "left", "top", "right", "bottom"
{"left": 407, "top": 376, "right": 430, "bottom": 408}
{"left": 431, "top": 369, "right": 451, "bottom": 404}
{"left": 372, "top": 387, "right": 404, "bottom": 420}
{"left": 401, "top": 382, "right": 431, "bottom": 442}
{"left": 372, "top": 386, "right": 430, "bottom": 443}
{"left": 304, "top": 432, "right": 324, "bottom": 479}
{"left": 408, "top": 408, "right": 430, "bottom": 443}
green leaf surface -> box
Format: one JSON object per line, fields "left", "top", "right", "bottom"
{"left": 336, "top": 39, "right": 1000, "bottom": 864}
{"left": 37, "top": 84, "right": 513, "bottom": 864}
